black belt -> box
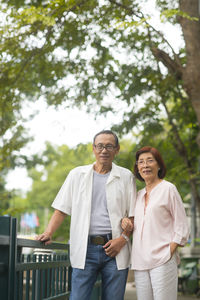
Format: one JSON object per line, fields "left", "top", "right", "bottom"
{"left": 88, "top": 233, "right": 112, "bottom": 245}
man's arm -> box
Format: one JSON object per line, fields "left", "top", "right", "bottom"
{"left": 103, "top": 217, "right": 134, "bottom": 257}
{"left": 36, "top": 209, "right": 67, "bottom": 245}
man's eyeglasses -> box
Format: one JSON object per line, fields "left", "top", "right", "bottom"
{"left": 94, "top": 144, "right": 116, "bottom": 152}
{"left": 136, "top": 159, "right": 156, "bottom": 166}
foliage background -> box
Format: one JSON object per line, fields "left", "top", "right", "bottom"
{"left": 1, "top": 0, "right": 200, "bottom": 241}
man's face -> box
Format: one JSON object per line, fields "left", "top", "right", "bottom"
{"left": 93, "top": 134, "right": 120, "bottom": 165}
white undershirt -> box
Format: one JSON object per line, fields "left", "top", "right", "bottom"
{"left": 89, "top": 171, "right": 112, "bottom": 235}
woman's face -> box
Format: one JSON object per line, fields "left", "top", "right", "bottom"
{"left": 137, "top": 152, "right": 160, "bottom": 182}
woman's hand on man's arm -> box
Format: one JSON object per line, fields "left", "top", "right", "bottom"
{"left": 121, "top": 217, "right": 134, "bottom": 233}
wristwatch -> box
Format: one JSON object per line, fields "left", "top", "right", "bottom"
{"left": 121, "top": 233, "right": 129, "bottom": 242}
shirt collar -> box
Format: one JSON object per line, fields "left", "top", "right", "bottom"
{"left": 80, "top": 162, "right": 120, "bottom": 178}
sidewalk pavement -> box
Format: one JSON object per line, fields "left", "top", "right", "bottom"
{"left": 124, "top": 282, "right": 199, "bottom": 300}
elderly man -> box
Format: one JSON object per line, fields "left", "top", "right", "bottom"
{"left": 37, "top": 130, "right": 136, "bottom": 300}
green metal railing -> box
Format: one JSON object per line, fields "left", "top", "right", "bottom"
{"left": 0, "top": 216, "right": 101, "bottom": 300}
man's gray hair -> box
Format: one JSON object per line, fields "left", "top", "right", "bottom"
{"left": 93, "top": 130, "right": 119, "bottom": 147}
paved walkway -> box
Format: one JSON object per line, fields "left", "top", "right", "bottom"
{"left": 124, "top": 283, "right": 199, "bottom": 300}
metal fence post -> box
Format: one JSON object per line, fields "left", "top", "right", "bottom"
{"left": 0, "top": 216, "right": 17, "bottom": 300}
{"left": 68, "top": 265, "right": 72, "bottom": 292}
{"left": 8, "top": 217, "right": 17, "bottom": 300}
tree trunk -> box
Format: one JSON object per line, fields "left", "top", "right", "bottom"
{"left": 179, "top": 0, "right": 200, "bottom": 145}
{"left": 190, "top": 177, "right": 200, "bottom": 214}
{"left": 151, "top": 1, "right": 200, "bottom": 146}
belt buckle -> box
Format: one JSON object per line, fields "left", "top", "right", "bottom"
{"left": 93, "top": 236, "right": 105, "bottom": 245}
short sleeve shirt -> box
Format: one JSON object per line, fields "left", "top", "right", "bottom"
{"left": 52, "top": 163, "right": 137, "bottom": 270}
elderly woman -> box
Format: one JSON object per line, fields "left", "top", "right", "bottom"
{"left": 122, "top": 146, "right": 190, "bottom": 300}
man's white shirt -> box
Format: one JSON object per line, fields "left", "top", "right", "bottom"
{"left": 52, "top": 163, "right": 136, "bottom": 270}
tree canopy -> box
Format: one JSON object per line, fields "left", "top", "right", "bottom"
{"left": 1, "top": 0, "right": 200, "bottom": 214}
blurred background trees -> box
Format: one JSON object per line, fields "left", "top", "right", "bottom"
{"left": 0, "top": 0, "right": 199, "bottom": 242}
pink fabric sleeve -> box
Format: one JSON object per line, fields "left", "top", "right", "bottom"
{"left": 169, "top": 185, "right": 190, "bottom": 246}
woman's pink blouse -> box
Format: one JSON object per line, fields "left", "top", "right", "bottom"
{"left": 131, "top": 180, "right": 190, "bottom": 270}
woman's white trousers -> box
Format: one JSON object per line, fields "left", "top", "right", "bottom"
{"left": 134, "top": 255, "right": 178, "bottom": 300}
